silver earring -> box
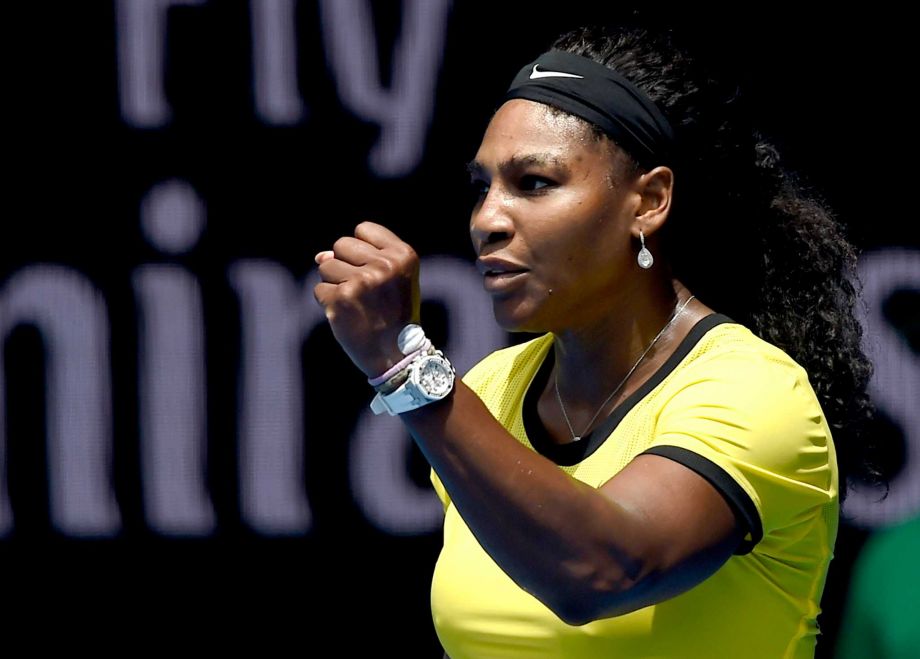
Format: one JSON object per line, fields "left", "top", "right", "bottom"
{"left": 637, "top": 229, "right": 654, "bottom": 269}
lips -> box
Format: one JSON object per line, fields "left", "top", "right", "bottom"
{"left": 476, "top": 256, "right": 529, "bottom": 294}
{"left": 475, "top": 256, "right": 528, "bottom": 277}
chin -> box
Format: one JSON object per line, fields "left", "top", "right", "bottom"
{"left": 491, "top": 301, "right": 548, "bottom": 335}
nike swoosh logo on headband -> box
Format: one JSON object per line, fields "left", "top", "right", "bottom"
{"left": 530, "top": 64, "right": 584, "bottom": 80}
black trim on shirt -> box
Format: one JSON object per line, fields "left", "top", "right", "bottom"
{"left": 639, "top": 446, "right": 763, "bottom": 555}
{"left": 522, "top": 313, "right": 735, "bottom": 467}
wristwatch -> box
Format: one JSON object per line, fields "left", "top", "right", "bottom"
{"left": 370, "top": 350, "right": 456, "bottom": 416}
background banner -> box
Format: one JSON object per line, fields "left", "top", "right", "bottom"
{"left": 4, "top": 2, "right": 918, "bottom": 655}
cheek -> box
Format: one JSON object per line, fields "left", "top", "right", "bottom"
{"left": 553, "top": 237, "right": 628, "bottom": 303}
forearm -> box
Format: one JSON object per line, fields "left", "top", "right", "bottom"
{"left": 401, "top": 380, "right": 650, "bottom": 622}
{"left": 314, "top": 206, "right": 744, "bottom": 628}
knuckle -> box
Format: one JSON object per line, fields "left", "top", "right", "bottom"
{"left": 362, "top": 269, "right": 385, "bottom": 288}
{"left": 375, "top": 257, "right": 395, "bottom": 274}
{"left": 339, "top": 280, "right": 359, "bottom": 298}
{"left": 400, "top": 244, "right": 419, "bottom": 263}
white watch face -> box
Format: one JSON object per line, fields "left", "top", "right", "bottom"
{"left": 414, "top": 356, "right": 454, "bottom": 399}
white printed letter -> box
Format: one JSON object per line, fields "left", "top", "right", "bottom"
{"left": 319, "top": 0, "right": 452, "bottom": 177}
{"left": 845, "top": 249, "right": 920, "bottom": 526}
{"left": 251, "top": 0, "right": 307, "bottom": 124}
{"left": 134, "top": 179, "right": 215, "bottom": 535}
{"left": 116, "top": 0, "right": 206, "bottom": 127}
{"left": 0, "top": 266, "right": 120, "bottom": 536}
{"left": 228, "top": 262, "right": 320, "bottom": 534}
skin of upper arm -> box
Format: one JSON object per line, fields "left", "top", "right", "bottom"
{"left": 591, "top": 453, "right": 746, "bottom": 619}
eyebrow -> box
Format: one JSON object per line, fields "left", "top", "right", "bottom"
{"left": 466, "top": 153, "right": 569, "bottom": 178}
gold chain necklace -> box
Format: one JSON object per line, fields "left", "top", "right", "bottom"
{"left": 553, "top": 295, "right": 695, "bottom": 442}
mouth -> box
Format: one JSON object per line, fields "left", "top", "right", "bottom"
{"left": 482, "top": 269, "right": 528, "bottom": 293}
{"left": 476, "top": 255, "right": 530, "bottom": 294}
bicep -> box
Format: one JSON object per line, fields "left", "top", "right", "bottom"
{"left": 596, "top": 453, "right": 747, "bottom": 615}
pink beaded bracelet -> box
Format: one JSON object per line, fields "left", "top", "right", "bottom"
{"left": 366, "top": 338, "right": 432, "bottom": 387}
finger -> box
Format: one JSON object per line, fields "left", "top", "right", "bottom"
{"left": 354, "top": 221, "right": 404, "bottom": 250}
{"left": 313, "top": 282, "right": 337, "bottom": 309}
{"left": 331, "top": 236, "right": 381, "bottom": 266}
{"left": 317, "top": 257, "right": 361, "bottom": 284}
{"left": 314, "top": 250, "right": 335, "bottom": 265}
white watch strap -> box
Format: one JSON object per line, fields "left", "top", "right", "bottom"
{"left": 370, "top": 382, "right": 420, "bottom": 416}
{"left": 370, "top": 352, "right": 454, "bottom": 416}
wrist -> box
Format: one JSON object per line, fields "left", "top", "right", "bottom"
{"left": 369, "top": 325, "right": 455, "bottom": 416}
{"left": 365, "top": 323, "right": 431, "bottom": 383}
{"left": 368, "top": 340, "right": 432, "bottom": 388}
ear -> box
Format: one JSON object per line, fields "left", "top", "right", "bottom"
{"left": 629, "top": 166, "right": 674, "bottom": 239}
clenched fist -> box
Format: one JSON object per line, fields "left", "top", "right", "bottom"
{"left": 313, "top": 221, "right": 422, "bottom": 379}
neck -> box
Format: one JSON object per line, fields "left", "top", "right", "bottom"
{"left": 552, "top": 275, "right": 697, "bottom": 413}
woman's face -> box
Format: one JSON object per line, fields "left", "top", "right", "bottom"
{"left": 468, "top": 99, "right": 642, "bottom": 333}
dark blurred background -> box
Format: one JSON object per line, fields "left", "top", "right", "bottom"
{"left": 4, "top": 1, "right": 918, "bottom": 655}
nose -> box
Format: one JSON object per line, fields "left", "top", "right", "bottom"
{"left": 470, "top": 185, "right": 514, "bottom": 254}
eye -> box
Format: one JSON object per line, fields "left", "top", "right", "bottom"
{"left": 468, "top": 178, "right": 490, "bottom": 203}
{"left": 519, "top": 175, "right": 553, "bottom": 192}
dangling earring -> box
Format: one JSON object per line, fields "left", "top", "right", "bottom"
{"left": 637, "top": 229, "right": 654, "bottom": 269}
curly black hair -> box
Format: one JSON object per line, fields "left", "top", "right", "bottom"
{"left": 549, "top": 24, "right": 883, "bottom": 506}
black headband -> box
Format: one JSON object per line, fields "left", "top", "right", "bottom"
{"left": 503, "top": 50, "right": 676, "bottom": 170}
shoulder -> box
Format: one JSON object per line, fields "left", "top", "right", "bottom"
{"left": 650, "top": 318, "right": 836, "bottom": 543}
{"left": 664, "top": 320, "right": 828, "bottom": 455}
{"left": 677, "top": 320, "right": 816, "bottom": 396}
{"left": 691, "top": 318, "right": 800, "bottom": 363}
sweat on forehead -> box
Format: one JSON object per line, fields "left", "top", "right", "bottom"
{"left": 471, "top": 113, "right": 637, "bottom": 192}
{"left": 540, "top": 103, "right": 646, "bottom": 181}
{"left": 523, "top": 102, "right": 643, "bottom": 181}
{"left": 485, "top": 99, "right": 609, "bottom": 155}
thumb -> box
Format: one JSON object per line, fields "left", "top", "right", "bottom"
{"left": 314, "top": 250, "right": 335, "bottom": 265}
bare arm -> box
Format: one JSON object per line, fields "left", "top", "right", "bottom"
{"left": 313, "top": 221, "right": 744, "bottom": 624}
{"left": 402, "top": 378, "right": 743, "bottom": 624}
